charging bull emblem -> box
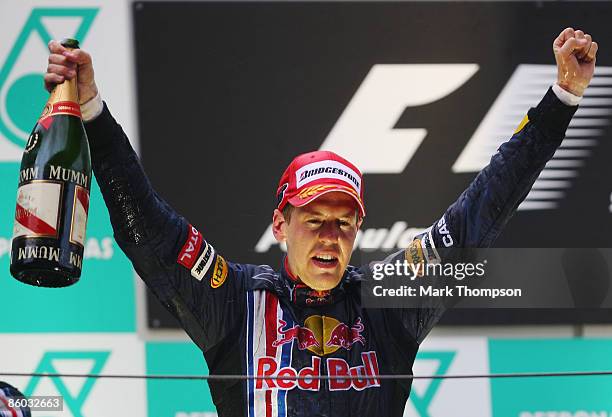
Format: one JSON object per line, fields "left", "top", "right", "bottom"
{"left": 272, "top": 319, "right": 321, "bottom": 350}
{"left": 272, "top": 316, "right": 366, "bottom": 355}
{"left": 326, "top": 317, "right": 365, "bottom": 350}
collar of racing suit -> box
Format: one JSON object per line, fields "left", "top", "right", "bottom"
{"left": 281, "top": 257, "right": 346, "bottom": 307}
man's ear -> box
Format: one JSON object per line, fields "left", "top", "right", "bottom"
{"left": 272, "top": 209, "right": 287, "bottom": 243}
{"left": 356, "top": 215, "right": 364, "bottom": 231}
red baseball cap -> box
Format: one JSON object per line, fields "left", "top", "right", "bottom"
{"left": 276, "top": 150, "right": 366, "bottom": 217}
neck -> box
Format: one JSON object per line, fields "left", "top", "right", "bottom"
{"left": 284, "top": 257, "right": 300, "bottom": 283}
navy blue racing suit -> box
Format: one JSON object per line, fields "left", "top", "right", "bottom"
{"left": 85, "top": 88, "right": 577, "bottom": 417}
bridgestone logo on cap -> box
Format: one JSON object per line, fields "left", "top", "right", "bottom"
{"left": 295, "top": 160, "right": 361, "bottom": 193}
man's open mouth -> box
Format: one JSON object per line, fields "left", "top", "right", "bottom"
{"left": 312, "top": 254, "right": 339, "bottom": 268}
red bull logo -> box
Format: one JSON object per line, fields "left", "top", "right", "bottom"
{"left": 272, "top": 319, "right": 320, "bottom": 350}
{"left": 255, "top": 352, "right": 380, "bottom": 391}
{"left": 326, "top": 317, "right": 365, "bottom": 350}
{"left": 256, "top": 356, "right": 321, "bottom": 391}
{"left": 327, "top": 352, "right": 381, "bottom": 391}
{"left": 272, "top": 316, "right": 366, "bottom": 355}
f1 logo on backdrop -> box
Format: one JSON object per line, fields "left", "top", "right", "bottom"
{"left": 255, "top": 64, "right": 479, "bottom": 253}
{"left": 454, "top": 64, "right": 612, "bottom": 211}
{"left": 320, "top": 64, "right": 479, "bottom": 174}
{"left": 0, "top": 8, "right": 98, "bottom": 162}
{"left": 255, "top": 63, "right": 612, "bottom": 253}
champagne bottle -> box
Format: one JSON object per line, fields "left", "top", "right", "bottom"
{"left": 10, "top": 38, "right": 91, "bottom": 287}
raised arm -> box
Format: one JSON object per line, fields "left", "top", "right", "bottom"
{"left": 427, "top": 27, "right": 597, "bottom": 251}
{"left": 45, "top": 41, "right": 247, "bottom": 351}
{"left": 393, "top": 28, "right": 598, "bottom": 342}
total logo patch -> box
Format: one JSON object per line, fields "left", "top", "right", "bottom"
{"left": 211, "top": 255, "right": 228, "bottom": 288}
{"left": 177, "top": 225, "right": 204, "bottom": 269}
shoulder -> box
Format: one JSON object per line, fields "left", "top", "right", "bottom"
{"left": 230, "top": 263, "right": 282, "bottom": 291}
{"left": 343, "top": 263, "right": 368, "bottom": 285}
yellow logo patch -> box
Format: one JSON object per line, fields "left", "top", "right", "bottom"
{"left": 514, "top": 115, "right": 529, "bottom": 134}
{"left": 210, "top": 255, "right": 228, "bottom": 288}
{"left": 405, "top": 239, "right": 425, "bottom": 277}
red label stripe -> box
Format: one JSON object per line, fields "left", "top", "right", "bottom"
{"left": 15, "top": 203, "right": 57, "bottom": 236}
{"left": 51, "top": 101, "right": 81, "bottom": 117}
{"left": 76, "top": 187, "right": 90, "bottom": 213}
{"left": 39, "top": 116, "right": 54, "bottom": 130}
{"left": 39, "top": 101, "right": 82, "bottom": 129}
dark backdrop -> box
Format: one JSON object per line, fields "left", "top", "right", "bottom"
{"left": 132, "top": 1, "right": 612, "bottom": 328}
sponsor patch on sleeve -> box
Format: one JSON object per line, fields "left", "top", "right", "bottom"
{"left": 405, "top": 239, "right": 426, "bottom": 277}
{"left": 177, "top": 225, "right": 204, "bottom": 269}
{"left": 210, "top": 255, "right": 228, "bottom": 288}
{"left": 436, "top": 215, "right": 454, "bottom": 248}
{"left": 405, "top": 239, "right": 424, "bottom": 263}
{"left": 421, "top": 228, "right": 441, "bottom": 264}
{"left": 191, "top": 243, "right": 215, "bottom": 281}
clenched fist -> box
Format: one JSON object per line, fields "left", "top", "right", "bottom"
{"left": 554, "top": 28, "right": 598, "bottom": 97}
{"left": 45, "top": 40, "right": 98, "bottom": 105}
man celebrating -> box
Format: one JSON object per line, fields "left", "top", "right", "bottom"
{"left": 45, "top": 27, "right": 597, "bottom": 416}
